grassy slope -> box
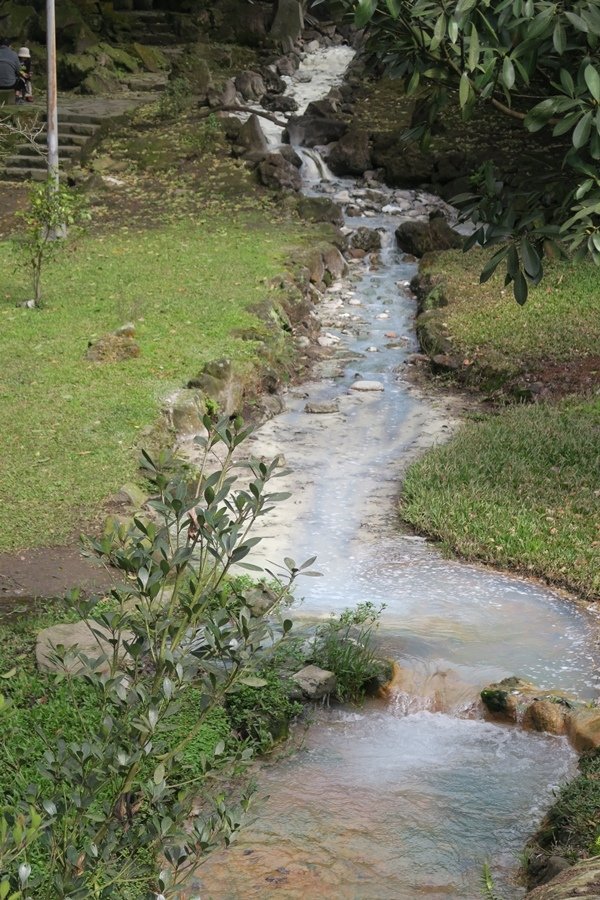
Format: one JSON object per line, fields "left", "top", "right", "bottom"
{"left": 402, "top": 398, "right": 600, "bottom": 598}
{"left": 0, "top": 212, "right": 313, "bottom": 551}
{"left": 420, "top": 249, "right": 600, "bottom": 378}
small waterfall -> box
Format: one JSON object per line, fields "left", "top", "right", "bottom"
{"left": 295, "top": 146, "right": 334, "bottom": 184}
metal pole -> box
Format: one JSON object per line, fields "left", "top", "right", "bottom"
{"left": 46, "top": 0, "right": 59, "bottom": 188}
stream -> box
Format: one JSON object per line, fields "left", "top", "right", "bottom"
{"left": 189, "top": 46, "right": 599, "bottom": 898}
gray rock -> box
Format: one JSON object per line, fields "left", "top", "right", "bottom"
{"left": 235, "top": 70, "right": 266, "bottom": 102}
{"left": 258, "top": 152, "right": 302, "bottom": 192}
{"left": 187, "top": 358, "right": 243, "bottom": 415}
{"left": 275, "top": 55, "right": 298, "bottom": 76}
{"left": 291, "top": 665, "right": 336, "bottom": 700}
{"left": 295, "top": 196, "right": 343, "bottom": 226}
{"left": 262, "top": 93, "right": 299, "bottom": 113}
{"left": 236, "top": 114, "right": 268, "bottom": 156}
{"left": 395, "top": 213, "right": 463, "bottom": 257}
{"left": 36, "top": 621, "right": 132, "bottom": 675}
{"left": 169, "top": 389, "right": 206, "bottom": 435}
{"left": 328, "top": 128, "right": 372, "bottom": 176}
{"left": 322, "top": 245, "right": 348, "bottom": 280}
{"left": 350, "top": 380, "right": 384, "bottom": 392}
{"left": 304, "top": 401, "right": 339, "bottom": 414}
{"left": 350, "top": 227, "right": 382, "bottom": 252}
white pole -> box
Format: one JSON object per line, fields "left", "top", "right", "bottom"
{"left": 46, "top": 0, "right": 59, "bottom": 188}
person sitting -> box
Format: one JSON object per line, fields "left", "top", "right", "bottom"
{"left": 16, "top": 46, "right": 33, "bottom": 102}
{"left": 0, "top": 37, "right": 21, "bottom": 101}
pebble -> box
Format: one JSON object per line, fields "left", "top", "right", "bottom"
{"left": 350, "top": 380, "right": 384, "bottom": 392}
{"left": 348, "top": 298, "right": 362, "bottom": 306}
{"left": 366, "top": 346, "right": 378, "bottom": 352}
{"left": 376, "top": 313, "right": 389, "bottom": 319}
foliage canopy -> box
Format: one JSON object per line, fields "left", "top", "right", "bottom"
{"left": 347, "top": 0, "right": 600, "bottom": 301}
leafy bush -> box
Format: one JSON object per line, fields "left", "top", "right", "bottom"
{"left": 226, "top": 670, "right": 302, "bottom": 753}
{"left": 312, "top": 602, "right": 387, "bottom": 703}
{"left": 0, "top": 416, "right": 310, "bottom": 898}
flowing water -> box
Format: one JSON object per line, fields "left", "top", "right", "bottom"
{"left": 188, "top": 46, "right": 599, "bottom": 898}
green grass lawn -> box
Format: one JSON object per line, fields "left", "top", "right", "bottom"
{"left": 0, "top": 212, "right": 314, "bottom": 551}
{"left": 420, "top": 249, "right": 600, "bottom": 377}
{"left": 401, "top": 398, "right": 600, "bottom": 599}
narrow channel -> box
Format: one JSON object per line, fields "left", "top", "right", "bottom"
{"left": 192, "top": 46, "right": 599, "bottom": 899}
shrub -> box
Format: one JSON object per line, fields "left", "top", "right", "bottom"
{"left": 0, "top": 416, "right": 309, "bottom": 898}
{"left": 311, "top": 602, "right": 387, "bottom": 703}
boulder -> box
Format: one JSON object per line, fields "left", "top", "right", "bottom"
{"left": 270, "top": 0, "right": 304, "bottom": 52}
{"left": 187, "top": 358, "right": 243, "bottom": 415}
{"left": 36, "top": 620, "right": 132, "bottom": 675}
{"left": 285, "top": 113, "right": 347, "bottom": 148}
{"left": 235, "top": 70, "right": 267, "bottom": 102}
{"left": 526, "top": 857, "right": 600, "bottom": 899}
{"left": 395, "top": 213, "right": 462, "bottom": 257}
{"left": 480, "top": 677, "right": 538, "bottom": 723}
{"left": 279, "top": 145, "right": 303, "bottom": 168}
{"left": 566, "top": 708, "right": 600, "bottom": 751}
{"left": 168, "top": 389, "right": 206, "bottom": 435}
{"left": 262, "top": 93, "right": 299, "bottom": 113}
{"left": 291, "top": 665, "right": 336, "bottom": 700}
{"left": 350, "top": 227, "right": 382, "bottom": 252}
{"left": 328, "top": 129, "right": 372, "bottom": 176}
{"left": 236, "top": 114, "right": 269, "bottom": 156}
{"left": 522, "top": 700, "right": 567, "bottom": 736}
{"left": 208, "top": 78, "right": 237, "bottom": 108}
{"left": 322, "top": 244, "right": 348, "bottom": 280}
{"left": 258, "top": 152, "right": 302, "bottom": 192}
{"left": 131, "top": 42, "right": 168, "bottom": 73}
{"left": 275, "top": 55, "right": 298, "bottom": 76}
{"left": 371, "top": 132, "right": 435, "bottom": 187}
{"left": 295, "top": 195, "right": 343, "bottom": 225}
{"left": 263, "top": 69, "right": 287, "bottom": 94}
{"left": 79, "top": 69, "right": 123, "bottom": 95}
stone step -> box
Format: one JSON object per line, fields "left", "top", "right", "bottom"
{"left": 0, "top": 166, "right": 48, "bottom": 181}
{"left": 55, "top": 112, "right": 105, "bottom": 125}
{"left": 129, "top": 32, "right": 179, "bottom": 45}
{"left": 33, "top": 133, "right": 89, "bottom": 147}
{"left": 6, "top": 154, "right": 48, "bottom": 169}
{"left": 15, "top": 143, "right": 82, "bottom": 158}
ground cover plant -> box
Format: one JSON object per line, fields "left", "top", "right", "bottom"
{"left": 526, "top": 748, "right": 600, "bottom": 885}
{"left": 401, "top": 397, "right": 600, "bottom": 599}
{"left": 0, "top": 417, "right": 309, "bottom": 897}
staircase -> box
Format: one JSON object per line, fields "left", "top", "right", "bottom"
{"left": 1, "top": 113, "right": 103, "bottom": 181}
{"left": 122, "top": 10, "right": 180, "bottom": 46}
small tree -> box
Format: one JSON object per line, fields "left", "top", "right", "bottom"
{"left": 2, "top": 416, "right": 312, "bottom": 897}
{"left": 15, "top": 179, "right": 89, "bottom": 308}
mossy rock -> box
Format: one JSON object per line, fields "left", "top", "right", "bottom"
{"left": 130, "top": 41, "right": 169, "bottom": 73}
{"left": 97, "top": 42, "right": 138, "bottom": 73}
{"left": 171, "top": 52, "right": 212, "bottom": 94}
{"left": 79, "top": 68, "right": 122, "bottom": 95}
{"left": 57, "top": 52, "right": 97, "bottom": 89}
{"left": 0, "top": 3, "right": 38, "bottom": 42}
{"left": 295, "top": 195, "right": 343, "bottom": 226}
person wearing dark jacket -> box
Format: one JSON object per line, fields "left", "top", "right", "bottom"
{"left": 0, "top": 38, "right": 21, "bottom": 94}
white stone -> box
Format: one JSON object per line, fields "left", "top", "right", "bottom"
{"left": 350, "top": 380, "right": 384, "bottom": 392}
